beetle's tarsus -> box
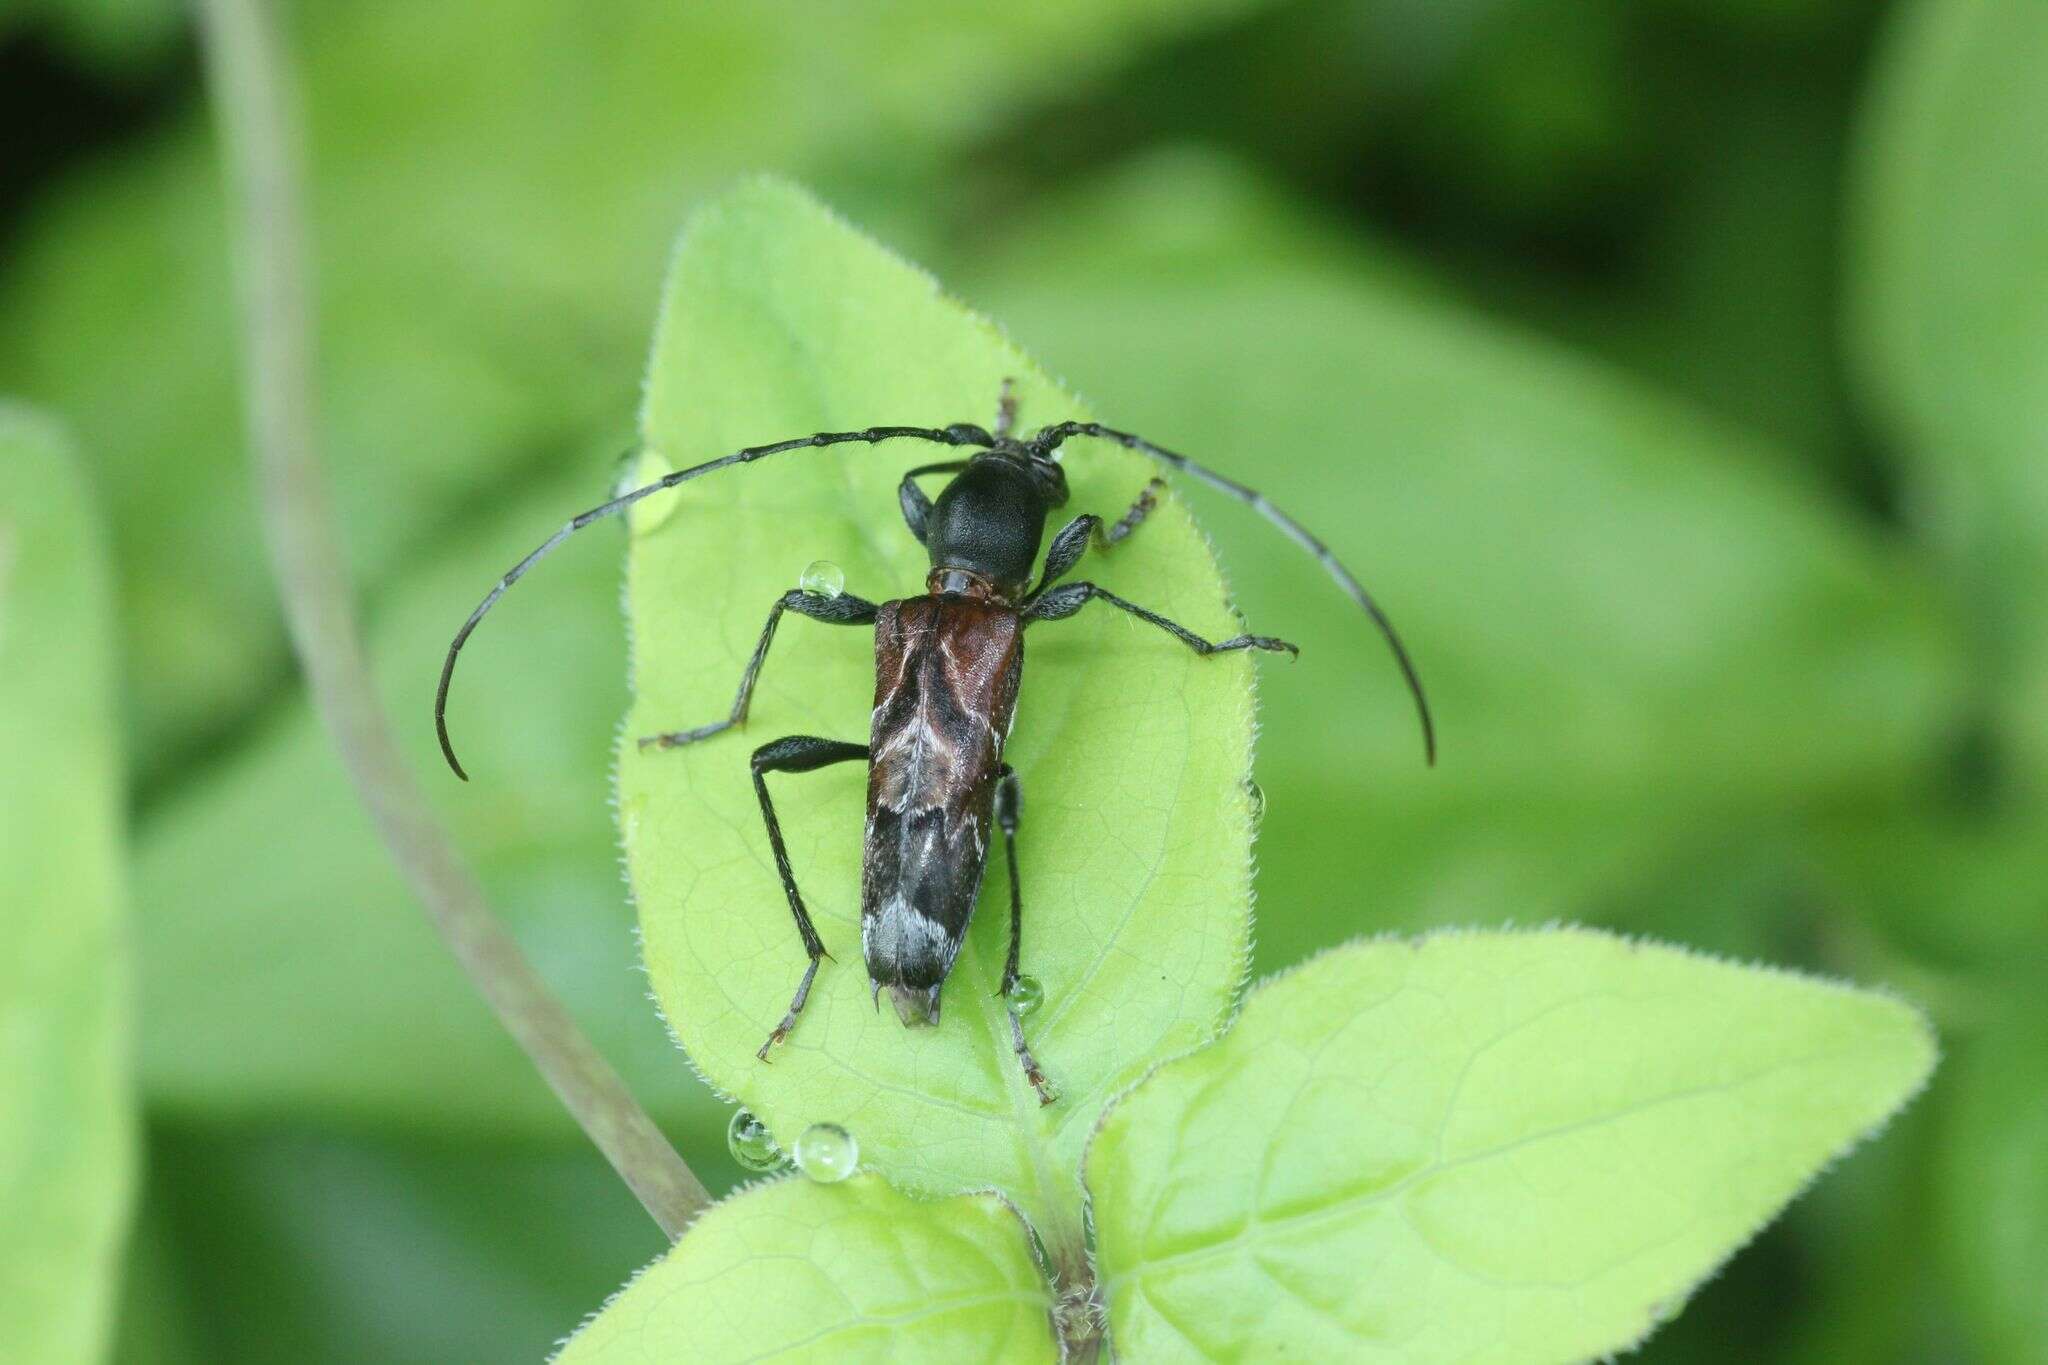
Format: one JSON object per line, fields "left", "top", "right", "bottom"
{"left": 1099, "top": 477, "right": 1165, "bottom": 549}
{"left": 1011, "top": 1011, "right": 1058, "bottom": 1105}
{"left": 994, "top": 378, "right": 1019, "bottom": 440}
{"left": 1234, "top": 635, "right": 1298, "bottom": 657}
{"left": 640, "top": 719, "right": 734, "bottom": 751}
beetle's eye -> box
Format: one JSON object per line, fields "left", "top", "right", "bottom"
{"left": 1032, "top": 457, "right": 1070, "bottom": 506}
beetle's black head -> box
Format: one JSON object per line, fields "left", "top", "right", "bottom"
{"left": 922, "top": 449, "right": 1067, "bottom": 600}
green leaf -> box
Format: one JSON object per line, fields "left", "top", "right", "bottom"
{"left": 1763, "top": 1099, "right": 1948, "bottom": 1365}
{"left": 134, "top": 451, "right": 732, "bottom": 1150}
{"left": 1852, "top": 0, "right": 2048, "bottom": 787}
{"left": 107, "top": 1194, "right": 206, "bottom": 1365}
{"left": 962, "top": 152, "right": 1964, "bottom": 967}
{"left": 1086, "top": 928, "right": 1935, "bottom": 1363}
{"left": 132, "top": 1123, "right": 670, "bottom": 1365}
{"left": 0, "top": 0, "right": 1274, "bottom": 774}
{"left": 7, "top": 0, "right": 185, "bottom": 72}
{"left": 0, "top": 407, "right": 136, "bottom": 1363}
{"left": 555, "top": 1175, "right": 1057, "bottom": 1364}
{"left": 1809, "top": 802, "right": 2048, "bottom": 976}
{"left": 1935, "top": 997, "right": 2048, "bottom": 1364}
{"left": 620, "top": 181, "right": 1254, "bottom": 1247}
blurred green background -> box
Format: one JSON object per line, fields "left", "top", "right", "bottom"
{"left": 2, "top": 0, "right": 2043, "bottom": 1359}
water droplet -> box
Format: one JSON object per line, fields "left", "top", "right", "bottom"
{"left": 799, "top": 559, "right": 845, "bottom": 599}
{"left": 793, "top": 1122, "right": 858, "bottom": 1183}
{"left": 726, "top": 1108, "right": 785, "bottom": 1174}
{"left": 1005, "top": 974, "right": 1044, "bottom": 1017}
{"left": 1245, "top": 780, "right": 1266, "bottom": 825}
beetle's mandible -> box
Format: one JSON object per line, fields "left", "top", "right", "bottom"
{"left": 434, "top": 383, "right": 1433, "bottom": 1105}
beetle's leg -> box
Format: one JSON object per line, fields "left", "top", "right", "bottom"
{"left": 897, "top": 461, "right": 973, "bottom": 543}
{"left": 992, "top": 764, "right": 1056, "bottom": 1106}
{"left": 748, "top": 735, "right": 870, "bottom": 1060}
{"left": 994, "top": 766, "right": 1026, "bottom": 995}
{"left": 1023, "top": 418, "right": 1434, "bottom": 764}
{"left": 639, "top": 590, "right": 877, "bottom": 751}
{"left": 1025, "top": 581, "right": 1299, "bottom": 658}
{"left": 1027, "top": 479, "right": 1171, "bottom": 601}
{"left": 1100, "top": 477, "right": 1166, "bottom": 547}
{"left": 994, "top": 378, "right": 1018, "bottom": 440}
{"left": 1030, "top": 515, "right": 1099, "bottom": 600}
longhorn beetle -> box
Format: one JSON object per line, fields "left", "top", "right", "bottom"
{"left": 435, "top": 384, "right": 1433, "bottom": 1105}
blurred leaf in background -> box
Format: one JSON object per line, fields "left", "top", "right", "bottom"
{"left": 971, "top": 0, "right": 1892, "bottom": 490}
{"left": 1854, "top": 0, "right": 2048, "bottom": 793}
{"left": 0, "top": 408, "right": 135, "bottom": 1364}
{"left": 961, "top": 150, "right": 1963, "bottom": 972}
{"left": 131, "top": 451, "right": 728, "bottom": 1143}
{"left": 1849, "top": 6, "right": 2048, "bottom": 1356}
{"left": 114, "top": 1123, "right": 666, "bottom": 1365}
{"left": 1937, "top": 999, "right": 2048, "bottom": 1365}
{"left": 1, "top": 0, "right": 183, "bottom": 72}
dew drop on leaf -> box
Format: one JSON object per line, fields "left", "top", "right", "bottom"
{"left": 726, "top": 1107, "right": 785, "bottom": 1173}
{"left": 793, "top": 1122, "right": 858, "bottom": 1183}
{"left": 799, "top": 559, "right": 844, "bottom": 599}
{"left": 1005, "top": 974, "right": 1044, "bottom": 1018}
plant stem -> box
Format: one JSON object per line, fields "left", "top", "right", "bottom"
{"left": 1055, "top": 1254, "right": 1106, "bottom": 1362}
{"left": 195, "top": 0, "right": 708, "bottom": 1239}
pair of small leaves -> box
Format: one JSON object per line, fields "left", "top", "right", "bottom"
{"left": 579, "top": 185, "right": 1936, "bottom": 1361}
{"left": 0, "top": 409, "right": 135, "bottom": 1363}
{"left": 563, "top": 931, "right": 1932, "bottom": 1363}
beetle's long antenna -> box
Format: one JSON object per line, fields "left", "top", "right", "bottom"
{"left": 436, "top": 424, "right": 990, "bottom": 779}
{"left": 1029, "top": 419, "right": 1436, "bottom": 766}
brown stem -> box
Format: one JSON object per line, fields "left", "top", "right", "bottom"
{"left": 194, "top": 0, "right": 708, "bottom": 1238}
{"left": 1052, "top": 1241, "right": 1106, "bottom": 1361}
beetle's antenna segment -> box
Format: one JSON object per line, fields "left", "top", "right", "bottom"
{"left": 1029, "top": 420, "right": 1437, "bottom": 766}
{"left": 435, "top": 424, "right": 990, "bottom": 779}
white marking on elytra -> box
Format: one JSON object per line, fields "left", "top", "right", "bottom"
{"left": 862, "top": 892, "right": 955, "bottom": 966}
